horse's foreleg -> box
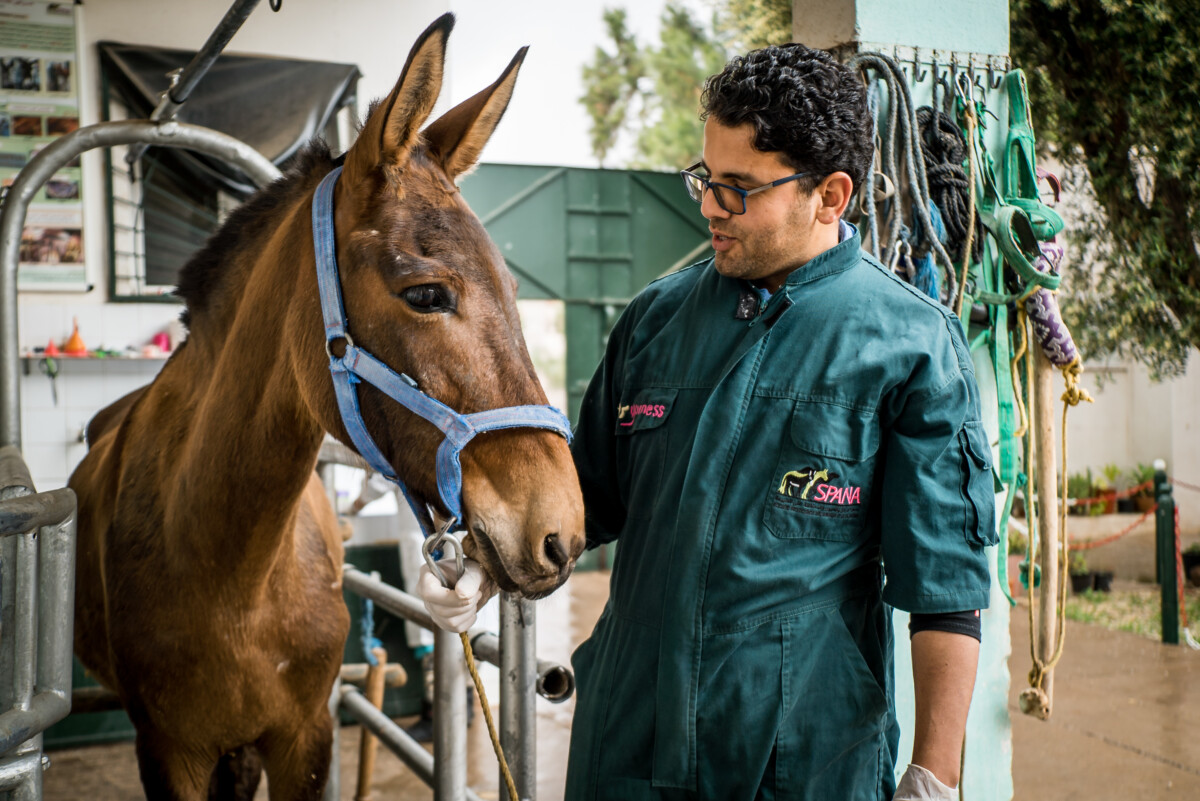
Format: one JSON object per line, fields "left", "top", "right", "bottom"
{"left": 207, "top": 745, "right": 264, "bottom": 801}
{"left": 135, "top": 729, "right": 218, "bottom": 801}
{"left": 259, "top": 712, "right": 335, "bottom": 801}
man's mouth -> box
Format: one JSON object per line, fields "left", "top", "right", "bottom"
{"left": 711, "top": 230, "right": 734, "bottom": 253}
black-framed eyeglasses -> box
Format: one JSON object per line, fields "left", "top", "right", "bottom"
{"left": 679, "top": 162, "right": 814, "bottom": 215}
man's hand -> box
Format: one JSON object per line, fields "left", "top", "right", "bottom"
{"left": 416, "top": 557, "right": 497, "bottom": 632}
{"left": 893, "top": 763, "right": 956, "bottom": 800}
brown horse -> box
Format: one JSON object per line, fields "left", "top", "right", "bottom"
{"left": 69, "top": 15, "right": 585, "bottom": 800}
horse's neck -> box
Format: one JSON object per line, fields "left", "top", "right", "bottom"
{"left": 160, "top": 204, "right": 327, "bottom": 562}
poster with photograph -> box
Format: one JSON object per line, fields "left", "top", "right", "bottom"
{"left": 0, "top": 1, "right": 84, "bottom": 290}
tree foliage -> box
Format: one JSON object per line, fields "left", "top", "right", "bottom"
{"left": 580, "top": 9, "right": 644, "bottom": 167}
{"left": 1011, "top": 0, "right": 1200, "bottom": 377}
{"left": 579, "top": 1, "right": 790, "bottom": 171}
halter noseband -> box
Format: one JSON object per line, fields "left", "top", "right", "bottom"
{"left": 312, "top": 166, "right": 573, "bottom": 538}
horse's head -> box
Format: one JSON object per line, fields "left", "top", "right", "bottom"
{"left": 303, "top": 15, "right": 584, "bottom": 598}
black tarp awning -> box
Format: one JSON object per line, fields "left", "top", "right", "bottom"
{"left": 99, "top": 42, "right": 359, "bottom": 197}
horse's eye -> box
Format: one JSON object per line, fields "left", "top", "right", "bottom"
{"left": 400, "top": 284, "right": 453, "bottom": 312}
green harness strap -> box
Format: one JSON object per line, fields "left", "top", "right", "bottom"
{"left": 957, "top": 88, "right": 1021, "bottom": 606}
{"left": 986, "top": 235, "right": 1018, "bottom": 607}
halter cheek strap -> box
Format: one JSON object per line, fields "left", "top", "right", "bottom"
{"left": 311, "top": 166, "right": 573, "bottom": 533}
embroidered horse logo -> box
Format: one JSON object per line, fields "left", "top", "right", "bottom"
{"left": 777, "top": 467, "right": 838, "bottom": 499}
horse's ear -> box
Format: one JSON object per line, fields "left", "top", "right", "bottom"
{"left": 423, "top": 47, "right": 528, "bottom": 180}
{"left": 344, "top": 14, "right": 453, "bottom": 181}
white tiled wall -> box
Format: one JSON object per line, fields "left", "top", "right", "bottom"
{"left": 18, "top": 302, "right": 180, "bottom": 491}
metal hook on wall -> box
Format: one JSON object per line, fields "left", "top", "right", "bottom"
{"left": 987, "top": 60, "right": 1004, "bottom": 90}
{"left": 911, "top": 47, "right": 928, "bottom": 83}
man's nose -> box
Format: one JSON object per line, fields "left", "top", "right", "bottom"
{"left": 700, "top": 186, "right": 731, "bottom": 220}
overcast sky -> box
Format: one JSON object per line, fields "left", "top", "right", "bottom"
{"left": 445, "top": 0, "right": 674, "bottom": 168}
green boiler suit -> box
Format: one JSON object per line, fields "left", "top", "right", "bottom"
{"left": 565, "top": 229, "right": 997, "bottom": 800}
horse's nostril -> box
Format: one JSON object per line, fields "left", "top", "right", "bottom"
{"left": 543, "top": 533, "right": 569, "bottom": 569}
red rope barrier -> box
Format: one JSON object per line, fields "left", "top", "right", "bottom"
{"left": 1069, "top": 506, "right": 1156, "bottom": 551}
{"left": 1171, "top": 477, "right": 1200, "bottom": 494}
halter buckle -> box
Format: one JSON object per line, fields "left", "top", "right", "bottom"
{"left": 324, "top": 332, "right": 355, "bottom": 361}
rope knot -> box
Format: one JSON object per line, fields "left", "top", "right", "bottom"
{"left": 1060, "top": 358, "right": 1094, "bottom": 407}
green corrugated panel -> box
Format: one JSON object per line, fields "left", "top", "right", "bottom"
{"left": 461, "top": 163, "right": 708, "bottom": 424}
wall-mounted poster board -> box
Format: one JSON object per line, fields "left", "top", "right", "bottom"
{"left": 0, "top": 0, "right": 86, "bottom": 291}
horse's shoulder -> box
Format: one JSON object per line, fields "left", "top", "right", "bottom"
{"left": 85, "top": 384, "right": 150, "bottom": 449}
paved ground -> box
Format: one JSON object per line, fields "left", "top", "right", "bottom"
{"left": 41, "top": 571, "right": 1200, "bottom": 800}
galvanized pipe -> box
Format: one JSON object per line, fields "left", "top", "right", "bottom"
{"left": 126, "top": 0, "right": 267, "bottom": 165}
{"left": 0, "top": 513, "right": 77, "bottom": 757}
{"left": 339, "top": 685, "right": 486, "bottom": 801}
{"left": 11, "top": 530, "right": 36, "bottom": 713}
{"left": 467, "top": 632, "right": 573, "bottom": 704}
{"left": 499, "top": 594, "right": 536, "bottom": 800}
{"left": 0, "top": 488, "right": 78, "bottom": 537}
{"left": 0, "top": 450, "right": 32, "bottom": 729}
{"left": 343, "top": 565, "right": 436, "bottom": 631}
{"left": 0, "top": 120, "right": 280, "bottom": 449}
{"left": 433, "top": 627, "right": 468, "bottom": 800}
{"left": 342, "top": 566, "right": 574, "bottom": 701}
{"left": 0, "top": 447, "right": 33, "bottom": 493}
{"left": 0, "top": 752, "right": 40, "bottom": 792}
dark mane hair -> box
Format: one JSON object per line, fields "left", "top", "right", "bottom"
{"left": 700, "top": 43, "right": 872, "bottom": 192}
{"left": 175, "top": 140, "right": 336, "bottom": 327}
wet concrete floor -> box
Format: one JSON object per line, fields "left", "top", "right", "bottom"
{"left": 41, "top": 571, "right": 1200, "bottom": 800}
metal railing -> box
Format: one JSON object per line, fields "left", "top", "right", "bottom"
{"left": 338, "top": 546, "right": 573, "bottom": 801}
{"left": 0, "top": 447, "right": 77, "bottom": 800}
{"left": 319, "top": 434, "right": 575, "bottom": 800}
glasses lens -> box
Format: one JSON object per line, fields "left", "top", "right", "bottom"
{"left": 710, "top": 184, "right": 744, "bottom": 214}
{"left": 682, "top": 171, "right": 705, "bottom": 203}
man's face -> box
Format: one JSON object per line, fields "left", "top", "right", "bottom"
{"left": 700, "top": 118, "right": 822, "bottom": 291}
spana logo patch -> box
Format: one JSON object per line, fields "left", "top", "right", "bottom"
{"left": 777, "top": 467, "right": 861, "bottom": 505}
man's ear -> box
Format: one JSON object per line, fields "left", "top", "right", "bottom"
{"left": 815, "top": 171, "right": 855, "bottom": 224}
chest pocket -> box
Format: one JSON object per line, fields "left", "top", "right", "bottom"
{"left": 614, "top": 388, "right": 677, "bottom": 521}
{"left": 764, "top": 400, "right": 881, "bottom": 541}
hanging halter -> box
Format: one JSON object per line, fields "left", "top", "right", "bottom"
{"left": 311, "top": 166, "right": 572, "bottom": 565}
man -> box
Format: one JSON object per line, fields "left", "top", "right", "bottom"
{"left": 421, "top": 43, "right": 995, "bottom": 800}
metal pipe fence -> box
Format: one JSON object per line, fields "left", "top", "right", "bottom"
{"left": 339, "top": 563, "right": 574, "bottom": 800}
{"left": 0, "top": 447, "right": 77, "bottom": 800}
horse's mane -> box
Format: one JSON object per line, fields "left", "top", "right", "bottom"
{"left": 175, "top": 140, "right": 337, "bottom": 328}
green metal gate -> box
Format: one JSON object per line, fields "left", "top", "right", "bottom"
{"left": 460, "top": 164, "right": 710, "bottom": 419}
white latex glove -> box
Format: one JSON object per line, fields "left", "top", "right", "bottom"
{"left": 893, "top": 764, "right": 956, "bottom": 801}
{"left": 417, "top": 557, "right": 497, "bottom": 633}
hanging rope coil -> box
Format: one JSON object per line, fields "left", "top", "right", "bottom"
{"left": 849, "top": 52, "right": 958, "bottom": 304}
{"left": 915, "top": 105, "right": 978, "bottom": 266}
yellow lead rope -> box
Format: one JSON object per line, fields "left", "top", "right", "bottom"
{"left": 460, "top": 632, "right": 520, "bottom": 801}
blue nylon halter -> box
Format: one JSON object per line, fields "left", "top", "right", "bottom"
{"left": 312, "top": 166, "right": 573, "bottom": 534}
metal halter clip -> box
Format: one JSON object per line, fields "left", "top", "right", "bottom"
{"left": 422, "top": 516, "right": 465, "bottom": 589}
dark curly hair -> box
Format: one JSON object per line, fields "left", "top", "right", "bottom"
{"left": 700, "top": 43, "right": 872, "bottom": 192}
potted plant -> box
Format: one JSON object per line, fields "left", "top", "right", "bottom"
{"left": 1092, "top": 567, "right": 1115, "bottom": 593}
{"left": 1112, "top": 465, "right": 1136, "bottom": 513}
{"left": 1184, "top": 543, "right": 1200, "bottom": 588}
{"left": 1066, "top": 470, "right": 1094, "bottom": 516}
{"left": 1094, "top": 466, "right": 1118, "bottom": 514}
{"left": 1069, "top": 552, "right": 1092, "bottom": 594}
{"left": 1132, "top": 463, "right": 1157, "bottom": 513}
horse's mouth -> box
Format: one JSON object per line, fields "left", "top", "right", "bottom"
{"left": 465, "top": 524, "right": 565, "bottom": 601}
